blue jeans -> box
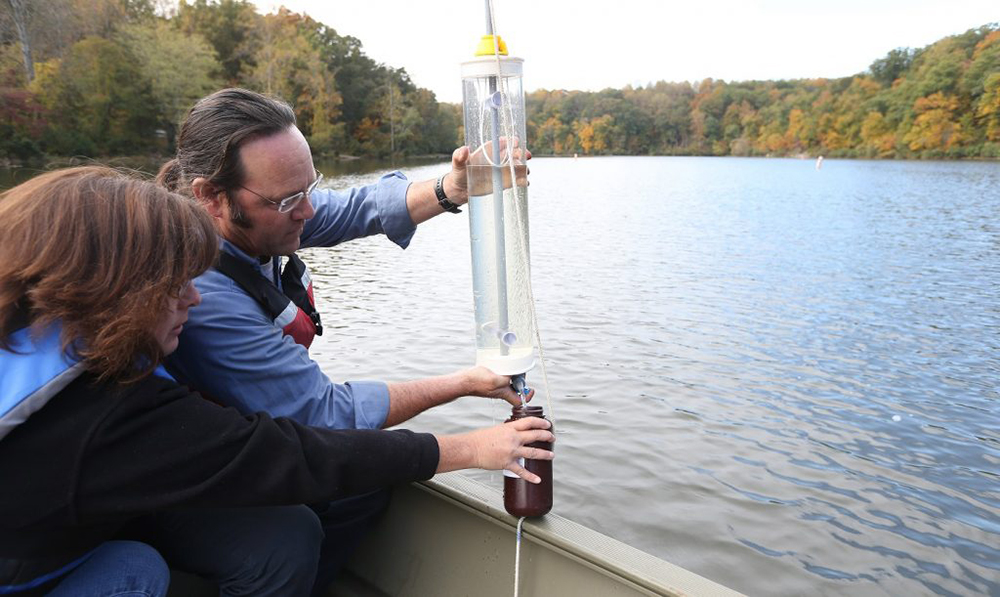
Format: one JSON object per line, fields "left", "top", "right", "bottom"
{"left": 47, "top": 541, "right": 169, "bottom": 597}
{"left": 308, "top": 488, "right": 392, "bottom": 596}
{"left": 124, "top": 491, "right": 391, "bottom": 596}
{"left": 132, "top": 506, "right": 323, "bottom": 597}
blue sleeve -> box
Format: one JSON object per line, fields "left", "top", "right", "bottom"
{"left": 166, "top": 277, "right": 390, "bottom": 430}
{"left": 301, "top": 172, "right": 416, "bottom": 249}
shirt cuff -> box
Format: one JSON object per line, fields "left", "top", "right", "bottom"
{"left": 375, "top": 172, "right": 417, "bottom": 249}
{"left": 412, "top": 432, "right": 440, "bottom": 480}
{"left": 345, "top": 380, "right": 390, "bottom": 429}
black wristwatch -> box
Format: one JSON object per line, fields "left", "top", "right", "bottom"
{"left": 435, "top": 174, "right": 462, "bottom": 214}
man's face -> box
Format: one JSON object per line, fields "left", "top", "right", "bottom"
{"left": 219, "top": 126, "right": 317, "bottom": 257}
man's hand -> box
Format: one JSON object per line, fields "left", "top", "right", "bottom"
{"left": 406, "top": 142, "right": 531, "bottom": 224}
{"left": 383, "top": 366, "right": 533, "bottom": 427}
{"left": 460, "top": 365, "right": 533, "bottom": 407}
{"left": 443, "top": 142, "right": 531, "bottom": 205}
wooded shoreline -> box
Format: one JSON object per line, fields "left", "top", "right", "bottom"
{"left": 2, "top": 2, "right": 997, "bottom": 162}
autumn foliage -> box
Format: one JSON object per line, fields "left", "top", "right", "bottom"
{"left": 0, "top": 2, "right": 997, "bottom": 161}
{"left": 0, "top": 0, "right": 460, "bottom": 160}
{"left": 526, "top": 24, "right": 1000, "bottom": 159}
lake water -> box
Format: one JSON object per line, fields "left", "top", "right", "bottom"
{"left": 301, "top": 157, "right": 999, "bottom": 596}
{"left": 2, "top": 156, "right": 996, "bottom": 595}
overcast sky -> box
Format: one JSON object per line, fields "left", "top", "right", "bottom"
{"left": 250, "top": 0, "right": 998, "bottom": 104}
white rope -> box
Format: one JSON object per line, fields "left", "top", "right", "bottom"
{"left": 483, "top": 7, "right": 550, "bottom": 597}
{"left": 514, "top": 516, "right": 526, "bottom": 597}
{"left": 486, "top": 0, "right": 556, "bottom": 421}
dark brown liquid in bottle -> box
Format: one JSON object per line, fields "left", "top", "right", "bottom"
{"left": 503, "top": 405, "right": 553, "bottom": 517}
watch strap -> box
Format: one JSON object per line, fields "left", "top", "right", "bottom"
{"left": 435, "top": 174, "right": 462, "bottom": 214}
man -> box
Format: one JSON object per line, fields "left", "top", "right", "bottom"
{"left": 164, "top": 88, "right": 528, "bottom": 428}
{"left": 159, "top": 88, "right": 530, "bottom": 593}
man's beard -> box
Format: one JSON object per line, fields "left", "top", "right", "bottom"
{"left": 227, "top": 196, "right": 253, "bottom": 229}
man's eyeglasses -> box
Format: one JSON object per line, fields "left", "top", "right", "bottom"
{"left": 237, "top": 171, "right": 324, "bottom": 213}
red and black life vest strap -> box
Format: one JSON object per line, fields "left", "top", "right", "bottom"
{"left": 278, "top": 254, "right": 323, "bottom": 336}
{"left": 214, "top": 252, "right": 323, "bottom": 336}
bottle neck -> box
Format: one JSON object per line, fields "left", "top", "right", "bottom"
{"left": 510, "top": 405, "right": 544, "bottom": 419}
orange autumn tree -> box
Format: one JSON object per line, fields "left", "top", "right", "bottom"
{"left": 978, "top": 74, "right": 1000, "bottom": 141}
{"left": 904, "top": 92, "right": 965, "bottom": 151}
{"left": 860, "top": 111, "right": 898, "bottom": 157}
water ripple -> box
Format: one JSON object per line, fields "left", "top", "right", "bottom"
{"left": 308, "top": 157, "right": 1000, "bottom": 596}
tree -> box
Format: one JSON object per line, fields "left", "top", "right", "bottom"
{"left": 1, "top": 4, "right": 995, "bottom": 160}
{"left": 869, "top": 48, "right": 915, "bottom": 86}
{"left": 175, "top": 0, "right": 259, "bottom": 83}
{"left": 960, "top": 30, "right": 1000, "bottom": 98}
{"left": 574, "top": 118, "right": 595, "bottom": 154}
{"left": 409, "top": 88, "right": 455, "bottom": 155}
{"left": 117, "top": 21, "right": 220, "bottom": 148}
{"left": 247, "top": 10, "right": 342, "bottom": 154}
{"left": 0, "top": 87, "right": 45, "bottom": 158}
{"left": 4, "top": 0, "right": 33, "bottom": 81}
{"left": 859, "top": 111, "right": 897, "bottom": 157}
{"left": 975, "top": 73, "right": 1000, "bottom": 141}
{"left": 535, "top": 113, "right": 567, "bottom": 155}
{"left": 904, "top": 92, "right": 964, "bottom": 152}
{"left": 32, "top": 36, "right": 157, "bottom": 154}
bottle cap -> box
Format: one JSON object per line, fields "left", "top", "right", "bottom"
{"left": 475, "top": 34, "right": 509, "bottom": 56}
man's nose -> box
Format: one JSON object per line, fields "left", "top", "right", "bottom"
{"left": 293, "top": 194, "right": 315, "bottom": 220}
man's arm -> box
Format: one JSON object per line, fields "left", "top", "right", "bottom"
{"left": 404, "top": 147, "right": 471, "bottom": 225}
{"left": 300, "top": 171, "right": 416, "bottom": 249}
{"left": 383, "top": 367, "right": 526, "bottom": 428}
{"left": 167, "top": 277, "right": 391, "bottom": 430}
{"left": 301, "top": 153, "right": 464, "bottom": 242}
{"left": 303, "top": 145, "right": 530, "bottom": 245}
{"left": 168, "top": 273, "right": 526, "bottom": 431}
{"left": 404, "top": 145, "right": 530, "bottom": 225}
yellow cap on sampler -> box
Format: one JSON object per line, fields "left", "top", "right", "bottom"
{"left": 474, "top": 34, "right": 508, "bottom": 56}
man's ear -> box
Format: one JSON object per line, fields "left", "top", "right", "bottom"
{"left": 192, "top": 177, "right": 225, "bottom": 218}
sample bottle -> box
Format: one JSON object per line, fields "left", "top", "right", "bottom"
{"left": 504, "top": 404, "right": 553, "bottom": 517}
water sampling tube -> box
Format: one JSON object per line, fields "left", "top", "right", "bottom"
{"left": 486, "top": 13, "right": 509, "bottom": 360}
{"left": 461, "top": 13, "right": 536, "bottom": 378}
{"left": 463, "top": 2, "right": 555, "bottom": 527}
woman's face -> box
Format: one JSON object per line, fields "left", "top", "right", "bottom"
{"left": 154, "top": 281, "right": 201, "bottom": 355}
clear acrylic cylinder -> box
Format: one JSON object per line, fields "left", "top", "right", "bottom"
{"left": 461, "top": 54, "right": 535, "bottom": 375}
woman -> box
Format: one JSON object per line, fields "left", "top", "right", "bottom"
{"left": 0, "top": 167, "right": 553, "bottom": 596}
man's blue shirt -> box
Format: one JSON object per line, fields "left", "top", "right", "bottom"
{"left": 167, "top": 172, "right": 414, "bottom": 430}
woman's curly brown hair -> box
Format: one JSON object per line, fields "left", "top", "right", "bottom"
{"left": 0, "top": 166, "right": 217, "bottom": 382}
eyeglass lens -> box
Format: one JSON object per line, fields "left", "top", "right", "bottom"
{"left": 278, "top": 173, "right": 323, "bottom": 213}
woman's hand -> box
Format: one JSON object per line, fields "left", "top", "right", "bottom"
{"left": 435, "top": 417, "right": 554, "bottom": 483}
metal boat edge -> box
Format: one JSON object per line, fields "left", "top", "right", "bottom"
{"left": 332, "top": 472, "right": 744, "bottom": 596}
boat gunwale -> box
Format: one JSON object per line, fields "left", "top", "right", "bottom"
{"left": 417, "top": 473, "right": 744, "bottom": 597}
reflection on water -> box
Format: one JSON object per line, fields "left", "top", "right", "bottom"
{"left": 303, "top": 157, "right": 999, "bottom": 596}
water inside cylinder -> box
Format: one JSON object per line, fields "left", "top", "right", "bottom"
{"left": 467, "top": 167, "right": 535, "bottom": 375}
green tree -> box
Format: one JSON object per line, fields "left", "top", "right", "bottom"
{"left": 977, "top": 73, "right": 1000, "bottom": 142}
{"left": 859, "top": 111, "right": 896, "bottom": 157}
{"left": 175, "top": 0, "right": 259, "bottom": 83}
{"left": 33, "top": 36, "right": 157, "bottom": 154}
{"left": 868, "top": 47, "right": 916, "bottom": 86}
{"left": 117, "top": 21, "right": 220, "bottom": 148}
{"left": 247, "top": 9, "right": 343, "bottom": 154}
